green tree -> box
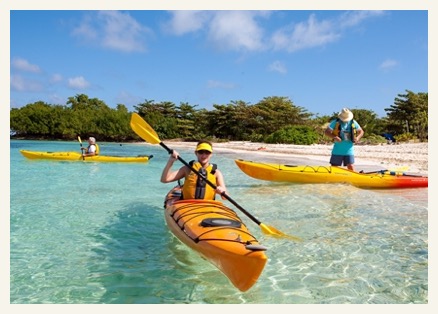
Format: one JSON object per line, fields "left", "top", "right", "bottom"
{"left": 10, "top": 101, "right": 67, "bottom": 138}
{"left": 385, "top": 90, "right": 428, "bottom": 141}
{"left": 175, "top": 102, "right": 198, "bottom": 139}
{"left": 265, "top": 126, "right": 319, "bottom": 145}
{"left": 10, "top": 90, "right": 428, "bottom": 144}
{"left": 133, "top": 100, "right": 179, "bottom": 139}
{"left": 244, "top": 96, "right": 311, "bottom": 139}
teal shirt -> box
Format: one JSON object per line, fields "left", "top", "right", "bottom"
{"left": 329, "top": 119, "right": 361, "bottom": 156}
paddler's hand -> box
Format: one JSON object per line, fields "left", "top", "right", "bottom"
{"left": 216, "top": 186, "right": 227, "bottom": 200}
{"left": 169, "top": 150, "right": 179, "bottom": 162}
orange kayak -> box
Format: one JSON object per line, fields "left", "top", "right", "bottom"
{"left": 163, "top": 186, "right": 268, "bottom": 292}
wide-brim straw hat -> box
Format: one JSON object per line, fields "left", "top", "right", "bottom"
{"left": 338, "top": 108, "right": 353, "bottom": 122}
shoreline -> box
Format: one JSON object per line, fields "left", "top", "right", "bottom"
{"left": 140, "top": 141, "right": 428, "bottom": 175}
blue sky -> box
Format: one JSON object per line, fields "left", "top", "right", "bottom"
{"left": 9, "top": 10, "right": 428, "bottom": 118}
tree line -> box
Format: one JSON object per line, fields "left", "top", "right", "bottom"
{"left": 10, "top": 90, "right": 428, "bottom": 144}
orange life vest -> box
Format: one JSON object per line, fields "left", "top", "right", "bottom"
{"left": 181, "top": 161, "right": 217, "bottom": 200}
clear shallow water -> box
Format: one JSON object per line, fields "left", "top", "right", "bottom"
{"left": 9, "top": 140, "right": 428, "bottom": 304}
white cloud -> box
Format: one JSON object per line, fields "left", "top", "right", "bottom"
{"left": 271, "top": 11, "right": 385, "bottom": 53}
{"left": 338, "top": 11, "right": 385, "bottom": 29}
{"left": 50, "top": 74, "right": 63, "bottom": 83}
{"left": 207, "top": 11, "right": 269, "bottom": 52}
{"left": 11, "top": 58, "right": 41, "bottom": 73}
{"left": 268, "top": 61, "right": 287, "bottom": 74}
{"left": 379, "top": 59, "right": 398, "bottom": 70}
{"left": 71, "top": 14, "right": 98, "bottom": 41}
{"left": 166, "top": 11, "right": 270, "bottom": 52}
{"left": 165, "top": 11, "right": 385, "bottom": 54}
{"left": 271, "top": 14, "right": 340, "bottom": 52}
{"left": 10, "top": 75, "right": 44, "bottom": 92}
{"left": 68, "top": 76, "right": 90, "bottom": 89}
{"left": 72, "top": 11, "right": 152, "bottom": 53}
{"left": 165, "top": 11, "right": 210, "bottom": 35}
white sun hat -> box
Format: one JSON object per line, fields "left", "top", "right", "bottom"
{"left": 338, "top": 108, "right": 353, "bottom": 122}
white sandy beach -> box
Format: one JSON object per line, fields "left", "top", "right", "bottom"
{"left": 159, "top": 141, "right": 428, "bottom": 175}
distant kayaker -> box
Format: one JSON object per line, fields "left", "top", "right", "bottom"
{"left": 324, "top": 108, "right": 364, "bottom": 171}
{"left": 81, "top": 137, "right": 99, "bottom": 157}
{"left": 160, "top": 140, "right": 227, "bottom": 200}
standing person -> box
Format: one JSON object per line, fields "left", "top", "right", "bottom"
{"left": 81, "top": 137, "right": 100, "bottom": 157}
{"left": 161, "top": 140, "right": 227, "bottom": 200}
{"left": 324, "top": 108, "right": 364, "bottom": 171}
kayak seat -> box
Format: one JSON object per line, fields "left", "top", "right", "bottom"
{"left": 245, "top": 244, "right": 268, "bottom": 251}
{"left": 200, "top": 218, "right": 242, "bottom": 228}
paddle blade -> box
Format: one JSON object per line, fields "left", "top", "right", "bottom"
{"left": 131, "top": 113, "right": 159, "bottom": 137}
{"left": 260, "top": 223, "right": 302, "bottom": 242}
{"left": 78, "top": 136, "right": 82, "bottom": 144}
{"left": 130, "top": 113, "right": 161, "bottom": 144}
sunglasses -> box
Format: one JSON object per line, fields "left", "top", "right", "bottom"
{"left": 197, "top": 150, "right": 211, "bottom": 155}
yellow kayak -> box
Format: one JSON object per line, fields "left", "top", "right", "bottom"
{"left": 20, "top": 150, "right": 153, "bottom": 163}
{"left": 235, "top": 159, "right": 428, "bottom": 189}
{"left": 164, "top": 186, "right": 268, "bottom": 292}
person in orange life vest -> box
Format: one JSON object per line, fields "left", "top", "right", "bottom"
{"left": 160, "top": 140, "right": 227, "bottom": 200}
{"left": 324, "top": 108, "right": 364, "bottom": 171}
{"left": 81, "top": 137, "right": 99, "bottom": 157}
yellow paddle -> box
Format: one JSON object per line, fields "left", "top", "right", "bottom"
{"left": 78, "top": 136, "right": 85, "bottom": 160}
{"left": 130, "top": 112, "right": 302, "bottom": 241}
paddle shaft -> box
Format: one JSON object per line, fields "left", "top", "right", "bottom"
{"left": 78, "top": 136, "right": 85, "bottom": 160}
{"left": 130, "top": 113, "right": 302, "bottom": 240}
{"left": 160, "top": 141, "right": 264, "bottom": 226}
{"left": 362, "top": 169, "right": 424, "bottom": 177}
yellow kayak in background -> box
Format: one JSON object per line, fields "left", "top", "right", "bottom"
{"left": 164, "top": 185, "right": 268, "bottom": 292}
{"left": 235, "top": 159, "right": 428, "bottom": 189}
{"left": 20, "top": 150, "right": 153, "bottom": 163}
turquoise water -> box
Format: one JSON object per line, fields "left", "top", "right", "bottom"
{"left": 9, "top": 140, "right": 428, "bottom": 304}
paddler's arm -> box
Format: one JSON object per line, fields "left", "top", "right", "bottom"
{"left": 82, "top": 151, "right": 96, "bottom": 157}
{"left": 215, "top": 170, "right": 227, "bottom": 200}
{"left": 160, "top": 150, "right": 187, "bottom": 183}
{"left": 81, "top": 146, "right": 97, "bottom": 157}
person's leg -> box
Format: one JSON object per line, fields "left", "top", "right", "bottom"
{"left": 345, "top": 155, "right": 355, "bottom": 171}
